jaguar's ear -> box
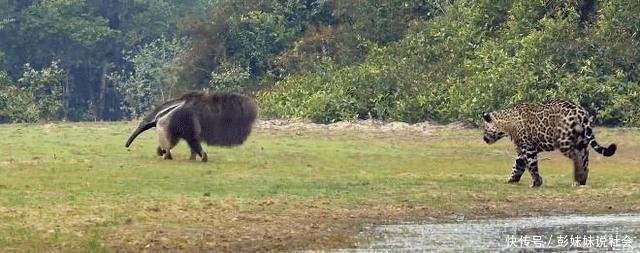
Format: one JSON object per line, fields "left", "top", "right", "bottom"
{"left": 482, "top": 112, "right": 493, "bottom": 123}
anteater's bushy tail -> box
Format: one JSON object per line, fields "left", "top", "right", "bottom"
{"left": 189, "top": 92, "right": 258, "bottom": 146}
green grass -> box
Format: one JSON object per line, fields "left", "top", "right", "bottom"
{"left": 0, "top": 122, "right": 638, "bottom": 252}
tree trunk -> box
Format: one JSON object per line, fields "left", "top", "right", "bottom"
{"left": 96, "top": 61, "right": 110, "bottom": 121}
{"left": 63, "top": 71, "right": 70, "bottom": 121}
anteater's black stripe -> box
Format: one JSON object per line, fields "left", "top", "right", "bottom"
{"left": 154, "top": 102, "right": 184, "bottom": 121}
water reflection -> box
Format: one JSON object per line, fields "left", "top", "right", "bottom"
{"left": 337, "top": 214, "right": 640, "bottom": 252}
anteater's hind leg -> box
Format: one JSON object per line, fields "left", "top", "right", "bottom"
{"left": 185, "top": 118, "right": 207, "bottom": 162}
{"left": 189, "top": 149, "right": 208, "bottom": 162}
{"left": 186, "top": 138, "right": 207, "bottom": 162}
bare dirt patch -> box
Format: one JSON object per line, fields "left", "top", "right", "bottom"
{"left": 105, "top": 199, "right": 434, "bottom": 252}
{"left": 255, "top": 119, "right": 474, "bottom": 135}
{"left": 100, "top": 192, "right": 640, "bottom": 253}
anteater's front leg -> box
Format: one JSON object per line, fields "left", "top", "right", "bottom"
{"left": 157, "top": 122, "right": 177, "bottom": 160}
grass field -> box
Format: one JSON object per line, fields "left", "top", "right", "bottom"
{"left": 0, "top": 122, "right": 639, "bottom": 252}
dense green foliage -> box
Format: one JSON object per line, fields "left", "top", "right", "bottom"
{"left": 1, "top": 0, "right": 639, "bottom": 125}
{"left": 0, "top": 62, "right": 65, "bottom": 122}
{"left": 261, "top": 0, "right": 640, "bottom": 125}
{"left": 0, "top": 0, "right": 208, "bottom": 121}
{"left": 110, "top": 36, "right": 186, "bottom": 116}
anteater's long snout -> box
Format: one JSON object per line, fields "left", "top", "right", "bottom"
{"left": 125, "top": 122, "right": 156, "bottom": 148}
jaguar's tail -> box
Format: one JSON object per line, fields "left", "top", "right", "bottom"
{"left": 585, "top": 125, "right": 616, "bottom": 157}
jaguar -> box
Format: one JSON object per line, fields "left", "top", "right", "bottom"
{"left": 482, "top": 99, "right": 616, "bottom": 187}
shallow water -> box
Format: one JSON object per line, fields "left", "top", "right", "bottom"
{"left": 333, "top": 214, "right": 640, "bottom": 252}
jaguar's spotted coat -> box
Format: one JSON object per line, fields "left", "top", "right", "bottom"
{"left": 482, "top": 99, "right": 616, "bottom": 187}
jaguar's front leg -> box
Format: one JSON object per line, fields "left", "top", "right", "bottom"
{"left": 507, "top": 153, "right": 527, "bottom": 183}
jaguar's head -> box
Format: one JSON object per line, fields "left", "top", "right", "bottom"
{"left": 482, "top": 112, "right": 506, "bottom": 144}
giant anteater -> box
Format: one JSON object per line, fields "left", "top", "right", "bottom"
{"left": 125, "top": 91, "right": 257, "bottom": 162}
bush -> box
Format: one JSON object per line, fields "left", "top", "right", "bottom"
{"left": 0, "top": 61, "right": 65, "bottom": 123}
{"left": 259, "top": 59, "right": 358, "bottom": 123}
{"left": 113, "top": 37, "right": 185, "bottom": 118}
{"left": 17, "top": 61, "right": 65, "bottom": 121}
{"left": 259, "top": 0, "right": 640, "bottom": 127}
{"left": 228, "top": 11, "right": 295, "bottom": 77}
{"left": 209, "top": 64, "right": 252, "bottom": 91}
{"left": 0, "top": 85, "right": 40, "bottom": 123}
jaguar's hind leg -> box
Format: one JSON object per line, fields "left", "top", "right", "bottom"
{"left": 560, "top": 136, "right": 590, "bottom": 186}
{"left": 525, "top": 151, "right": 543, "bottom": 187}
{"left": 565, "top": 148, "right": 589, "bottom": 186}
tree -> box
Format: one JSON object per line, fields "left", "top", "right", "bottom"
{"left": 0, "top": 61, "right": 65, "bottom": 123}
{"left": 260, "top": 0, "right": 640, "bottom": 126}
{"left": 113, "top": 36, "right": 186, "bottom": 118}
{"left": 0, "top": 0, "right": 210, "bottom": 121}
